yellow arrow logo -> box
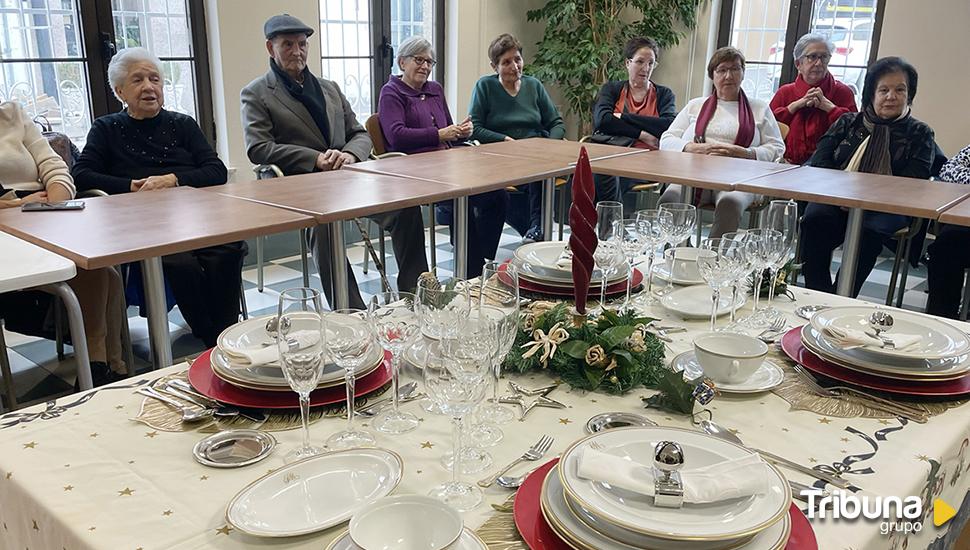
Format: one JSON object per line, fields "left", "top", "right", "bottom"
{"left": 934, "top": 498, "right": 956, "bottom": 527}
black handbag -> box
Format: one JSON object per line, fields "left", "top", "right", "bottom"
{"left": 588, "top": 131, "right": 636, "bottom": 147}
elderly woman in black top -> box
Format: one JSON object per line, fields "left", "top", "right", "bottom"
{"left": 72, "top": 47, "right": 245, "bottom": 347}
{"left": 591, "top": 36, "right": 676, "bottom": 205}
{"left": 800, "top": 57, "right": 935, "bottom": 298}
{"left": 926, "top": 145, "right": 970, "bottom": 318}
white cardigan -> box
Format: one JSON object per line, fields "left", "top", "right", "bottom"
{"left": 659, "top": 96, "right": 786, "bottom": 162}
{"left": 0, "top": 101, "right": 75, "bottom": 196}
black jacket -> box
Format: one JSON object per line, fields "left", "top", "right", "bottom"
{"left": 592, "top": 80, "right": 677, "bottom": 140}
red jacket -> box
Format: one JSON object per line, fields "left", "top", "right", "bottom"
{"left": 770, "top": 73, "right": 857, "bottom": 164}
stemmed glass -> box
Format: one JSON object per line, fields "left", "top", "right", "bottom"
{"left": 616, "top": 219, "right": 645, "bottom": 309}
{"left": 739, "top": 229, "right": 785, "bottom": 328}
{"left": 593, "top": 201, "right": 624, "bottom": 313}
{"left": 426, "top": 321, "right": 494, "bottom": 511}
{"left": 368, "top": 291, "right": 421, "bottom": 434}
{"left": 656, "top": 203, "right": 697, "bottom": 297}
{"left": 472, "top": 261, "right": 519, "bottom": 429}
{"left": 722, "top": 230, "right": 751, "bottom": 324}
{"left": 276, "top": 288, "right": 327, "bottom": 463}
{"left": 325, "top": 309, "right": 377, "bottom": 450}
{"left": 697, "top": 239, "right": 741, "bottom": 331}
{"left": 634, "top": 209, "right": 671, "bottom": 303}
{"left": 416, "top": 276, "right": 471, "bottom": 413}
{"left": 762, "top": 200, "right": 799, "bottom": 319}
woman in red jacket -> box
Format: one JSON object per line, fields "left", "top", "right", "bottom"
{"left": 769, "top": 33, "right": 857, "bottom": 165}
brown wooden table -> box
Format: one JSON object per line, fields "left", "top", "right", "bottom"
{"left": 939, "top": 199, "right": 970, "bottom": 227}
{"left": 475, "top": 137, "right": 647, "bottom": 164}
{"left": 737, "top": 166, "right": 970, "bottom": 295}
{"left": 0, "top": 186, "right": 315, "bottom": 368}
{"left": 589, "top": 149, "right": 799, "bottom": 191}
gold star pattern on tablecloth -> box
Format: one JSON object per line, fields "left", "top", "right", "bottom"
{"left": 23, "top": 441, "right": 37, "bottom": 449}
{"left": 916, "top": 454, "right": 930, "bottom": 462}
{"left": 115, "top": 405, "right": 124, "bottom": 410}
{"left": 420, "top": 441, "right": 434, "bottom": 449}
{"left": 32, "top": 519, "right": 38, "bottom": 530}
{"left": 162, "top": 510, "right": 173, "bottom": 516}
{"left": 808, "top": 458, "right": 818, "bottom": 463}
{"left": 199, "top": 475, "right": 209, "bottom": 481}
{"left": 818, "top": 417, "right": 832, "bottom": 424}
{"left": 878, "top": 419, "right": 892, "bottom": 425}
{"left": 4, "top": 472, "right": 11, "bottom": 479}
{"left": 89, "top": 433, "right": 98, "bottom": 438}
{"left": 781, "top": 428, "right": 789, "bottom": 432}
{"left": 118, "top": 487, "right": 134, "bottom": 496}
{"left": 840, "top": 437, "right": 850, "bottom": 442}
{"left": 215, "top": 525, "right": 233, "bottom": 535}
{"left": 63, "top": 485, "right": 73, "bottom": 491}
{"left": 558, "top": 418, "right": 572, "bottom": 425}
{"left": 88, "top": 526, "right": 96, "bottom": 531}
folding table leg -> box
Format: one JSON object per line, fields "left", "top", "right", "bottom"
{"left": 106, "top": 266, "right": 134, "bottom": 376}
{"left": 40, "top": 282, "right": 93, "bottom": 390}
{"left": 140, "top": 257, "right": 173, "bottom": 369}
{"left": 329, "top": 222, "right": 350, "bottom": 309}
{"left": 541, "top": 178, "right": 554, "bottom": 241}
{"left": 836, "top": 207, "right": 865, "bottom": 297}
{"left": 428, "top": 204, "right": 437, "bottom": 272}
{"left": 454, "top": 196, "right": 469, "bottom": 279}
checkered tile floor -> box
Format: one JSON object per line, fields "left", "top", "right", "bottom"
{"left": 0, "top": 214, "right": 931, "bottom": 409}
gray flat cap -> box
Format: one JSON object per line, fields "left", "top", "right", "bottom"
{"left": 264, "top": 14, "right": 314, "bottom": 39}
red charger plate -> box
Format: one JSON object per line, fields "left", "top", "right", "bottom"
{"left": 780, "top": 327, "right": 970, "bottom": 397}
{"left": 513, "top": 457, "right": 818, "bottom": 550}
{"left": 500, "top": 260, "right": 643, "bottom": 298}
{"left": 187, "top": 348, "right": 393, "bottom": 409}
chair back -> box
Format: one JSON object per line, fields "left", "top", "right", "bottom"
{"left": 777, "top": 122, "right": 790, "bottom": 140}
{"left": 365, "top": 114, "right": 390, "bottom": 156}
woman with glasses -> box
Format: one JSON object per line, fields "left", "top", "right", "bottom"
{"left": 590, "top": 36, "right": 677, "bottom": 206}
{"left": 657, "top": 47, "right": 785, "bottom": 238}
{"left": 378, "top": 36, "right": 504, "bottom": 278}
{"left": 769, "top": 33, "right": 858, "bottom": 165}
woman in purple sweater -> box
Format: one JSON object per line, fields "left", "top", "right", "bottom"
{"left": 378, "top": 36, "right": 507, "bottom": 278}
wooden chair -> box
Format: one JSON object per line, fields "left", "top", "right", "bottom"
{"left": 777, "top": 122, "right": 790, "bottom": 141}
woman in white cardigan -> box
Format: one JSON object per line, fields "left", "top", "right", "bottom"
{"left": 658, "top": 47, "right": 785, "bottom": 237}
{"left": 0, "top": 101, "right": 125, "bottom": 386}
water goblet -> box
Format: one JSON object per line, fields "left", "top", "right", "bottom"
{"left": 697, "top": 238, "right": 742, "bottom": 331}
{"left": 325, "top": 309, "right": 377, "bottom": 450}
{"left": 616, "top": 219, "right": 645, "bottom": 309}
{"left": 276, "top": 287, "right": 327, "bottom": 463}
{"left": 416, "top": 276, "right": 470, "bottom": 413}
{"left": 472, "top": 261, "right": 519, "bottom": 428}
{"left": 762, "top": 200, "right": 799, "bottom": 319}
{"left": 368, "top": 291, "right": 421, "bottom": 434}
{"left": 634, "top": 208, "right": 672, "bottom": 304}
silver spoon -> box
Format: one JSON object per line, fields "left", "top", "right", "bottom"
{"left": 794, "top": 304, "right": 828, "bottom": 321}
{"left": 495, "top": 456, "right": 562, "bottom": 489}
{"left": 137, "top": 387, "right": 214, "bottom": 423}
{"left": 699, "top": 419, "right": 852, "bottom": 489}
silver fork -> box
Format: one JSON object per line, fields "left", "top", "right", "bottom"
{"left": 478, "top": 435, "right": 554, "bottom": 487}
{"left": 757, "top": 316, "right": 788, "bottom": 341}
{"left": 791, "top": 364, "right": 928, "bottom": 423}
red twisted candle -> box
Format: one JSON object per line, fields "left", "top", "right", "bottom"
{"left": 568, "top": 147, "right": 598, "bottom": 314}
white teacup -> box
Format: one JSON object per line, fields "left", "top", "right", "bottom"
{"left": 693, "top": 333, "right": 768, "bottom": 384}
{"left": 349, "top": 495, "right": 463, "bottom": 550}
{"left": 663, "top": 247, "right": 701, "bottom": 282}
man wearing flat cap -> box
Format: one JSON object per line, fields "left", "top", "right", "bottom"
{"left": 241, "top": 14, "right": 427, "bottom": 309}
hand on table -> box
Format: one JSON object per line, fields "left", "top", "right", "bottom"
{"left": 316, "top": 149, "right": 356, "bottom": 171}
{"left": 638, "top": 131, "right": 659, "bottom": 149}
{"left": 707, "top": 144, "right": 755, "bottom": 159}
{"left": 132, "top": 174, "right": 178, "bottom": 192}
{"left": 0, "top": 191, "right": 47, "bottom": 208}
{"left": 683, "top": 141, "right": 718, "bottom": 155}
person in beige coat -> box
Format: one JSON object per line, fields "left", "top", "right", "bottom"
{"left": 0, "top": 101, "right": 124, "bottom": 386}
{"left": 240, "top": 14, "right": 427, "bottom": 309}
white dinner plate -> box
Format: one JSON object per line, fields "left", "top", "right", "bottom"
{"left": 672, "top": 351, "right": 784, "bottom": 393}
{"left": 217, "top": 315, "right": 276, "bottom": 352}
{"left": 811, "top": 306, "right": 970, "bottom": 361}
{"left": 660, "top": 285, "right": 747, "bottom": 319}
{"left": 558, "top": 427, "right": 790, "bottom": 542}
{"left": 225, "top": 448, "right": 403, "bottom": 537}
{"left": 326, "top": 527, "right": 487, "bottom": 550}
{"left": 800, "top": 325, "right": 970, "bottom": 381}
{"left": 541, "top": 464, "right": 790, "bottom": 550}
{"left": 652, "top": 261, "right": 706, "bottom": 286}
{"left": 513, "top": 242, "right": 628, "bottom": 283}
{"left": 210, "top": 344, "right": 383, "bottom": 390}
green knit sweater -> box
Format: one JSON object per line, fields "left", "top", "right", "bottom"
{"left": 468, "top": 75, "right": 565, "bottom": 143}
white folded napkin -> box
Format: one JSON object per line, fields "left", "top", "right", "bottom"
{"left": 555, "top": 246, "right": 573, "bottom": 269}
{"left": 576, "top": 446, "right": 771, "bottom": 504}
{"left": 220, "top": 330, "right": 321, "bottom": 367}
{"left": 822, "top": 325, "right": 922, "bottom": 351}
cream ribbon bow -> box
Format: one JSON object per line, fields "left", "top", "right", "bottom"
{"left": 520, "top": 322, "right": 570, "bottom": 366}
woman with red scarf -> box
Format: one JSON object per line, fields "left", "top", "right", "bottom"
{"left": 770, "top": 33, "right": 857, "bottom": 165}
{"left": 658, "top": 47, "right": 785, "bottom": 237}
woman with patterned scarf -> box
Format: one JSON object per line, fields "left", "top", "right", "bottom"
{"left": 800, "top": 57, "right": 936, "bottom": 298}
{"left": 658, "top": 46, "right": 785, "bottom": 238}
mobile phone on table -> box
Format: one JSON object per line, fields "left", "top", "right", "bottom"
{"left": 21, "top": 200, "right": 86, "bottom": 212}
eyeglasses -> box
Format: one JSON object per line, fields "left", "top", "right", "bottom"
{"left": 409, "top": 56, "right": 436, "bottom": 67}
{"left": 713, "top": 66, "right": 743, "bottom": 76}
{"left": 630, "top": 59, "right": 658, "bottom": 68}
{"left": 801, "top": 53, "right": 831, "bottom": 64}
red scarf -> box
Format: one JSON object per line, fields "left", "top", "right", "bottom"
{"left": 693, "top": 87, "right": 755, "bottom": 147}
{"left": 786, "top": 72, "right": 838, "bottom": 164}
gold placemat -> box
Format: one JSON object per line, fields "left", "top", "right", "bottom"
{"left": 769, "top": 348, "right": 967, "bottom": 419}
{"left": 131, "top": 373, "right": 391, "bottom": 433}
{"left": 476, "top": 494, "right": 528, "bottom": 550}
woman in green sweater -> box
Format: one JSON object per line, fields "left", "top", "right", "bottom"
{"left": 469, "top": 33, "right": 565, "bottom": 241}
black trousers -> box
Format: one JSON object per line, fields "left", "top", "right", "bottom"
{"left": 506, "top": 181, "right": 544, "bottom": 236}
{"left": 926, "top": 224, "right": 970, "bottom": 319}
{"left": 800, "top": 203, "right": 908, "bottom": 298}
{"left": 161, "top": 241, "right": 247, "bottom": 347}
{"left": 309, "top": 207, "right": 428, "bottom": 310}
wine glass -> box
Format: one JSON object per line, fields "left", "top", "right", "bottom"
{"left": 634, "top": 209, "right": 671, "bottom": 303}
{"left": 739, "top": 229, "right": 785, "bottom": 328}
{"left": 426, "top": 326, "right": 493, "bottom": 511}
{"left": 325, "top": 309, "right": 377, "bottom": 450}
{"left": 368, "top": 291, "right": 421, "bottom": 434}
{"left": 659, "top": 203, "right": 697, "bottom": 247}
{"left": 697, "top": 238, "right": 742, "bottom": 331}
{"left": 721, "top": 230, "right": 751, "bottom": 325}
{"left": 762, "top": 200, "right": 799, "bottom": 319}
{"left": 592, "top": 201, "right": 624, "bottom": 313}
{"left": 473, "top": 261, "right": 519, "bottom": 428}
{"left": 416, "top": 275, "right": 470, "bottom": 413}
{"left": 615, "top": 219, "right": 645, "bottom": 309}
{"left": 276, "top": 287, "right": 327, "bottom": 463}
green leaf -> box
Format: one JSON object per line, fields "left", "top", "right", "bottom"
{"left": 559, "top": 339, "right": 591, "bottom": 360}
{"left": 600, "top": 325, "right": 636, "bottom": 349}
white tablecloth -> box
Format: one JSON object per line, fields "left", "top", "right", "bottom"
{"left": 1, "top": 287, "right": 967, "bottom": 549}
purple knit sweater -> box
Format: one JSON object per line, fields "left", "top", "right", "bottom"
{"left": 378, "top": 75, "right": 455, "bottom": 154}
